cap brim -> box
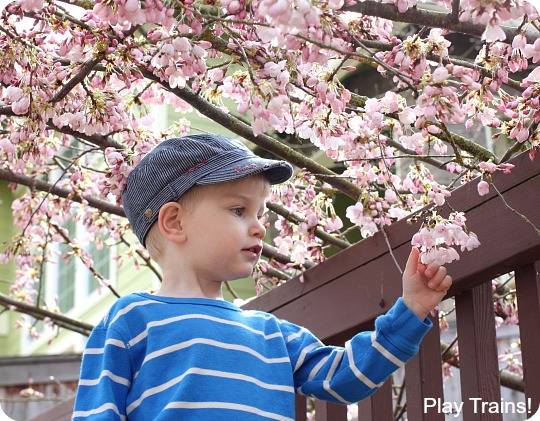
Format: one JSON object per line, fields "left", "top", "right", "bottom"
{"left": 196, "top": 156, "right": 293, "bottom": 186}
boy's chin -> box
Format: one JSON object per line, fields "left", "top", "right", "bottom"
{"left": 223, "top": 267, "right": 257, "bottom": 282}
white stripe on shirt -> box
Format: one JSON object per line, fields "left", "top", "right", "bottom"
{"left": 164, "top": 401, "right": 295, "bottom": 421}
{"left": 127, "top": 367, "right": 294, "bottom": 414}
{"left": 109, "top": 300, "right": 162, "bottom": 326}
{"left": 73, "top": 402, "right": 126, "bottom": 420}
{"left": 139, "top": 337, "right": 290, "bottom": 368}
{"left": 345, "top": 340, "right": 380, "bottom": 390}
{"left": 130, "top": 313, "right": 283, "bottom": 347}
{"left": 84, "top": 339, "right": 125, "bottom": 355}
{"left": 293, "top": 342, "right": 319, "bottom": 373}
{"left": 371, "top": 331, "right": 405, "bottom": 367}
{"left": 78, "top": 370, "right": 131, "bottom": 387}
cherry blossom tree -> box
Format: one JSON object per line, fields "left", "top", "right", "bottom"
{"left": 0, "top": 0, "right": 538, "bottom": 388}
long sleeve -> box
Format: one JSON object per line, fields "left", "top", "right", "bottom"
{"left": 285, "top": 298, "right": 432, "bottom": 404}
{"left": 73, "top": 322, "right": 132, "bottom": 420}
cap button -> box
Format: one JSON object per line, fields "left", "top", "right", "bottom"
{"left": 145, "top": 208, "right": 153, "bottom": 219}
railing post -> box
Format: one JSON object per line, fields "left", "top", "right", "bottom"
{"left": 357, "top": 378, "right": 393, "bottom": 420}
{"left": 515, "top": 261, "right": 540, "bottom": 417}
{"left": 405, "top": 312, "right": 445, "bottom": 421}
{"left": 313, "top": 400, "right": 347, "bottom": 421}
{"left": 455, "top": 281, "right": 502, "bottom": 421}
{"left": 295, "top": 395, "right": 308, "bottom": 421}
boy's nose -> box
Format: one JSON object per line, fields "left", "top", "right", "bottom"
{"left": 251, "top": 219, "right": 266, "bottom": 238}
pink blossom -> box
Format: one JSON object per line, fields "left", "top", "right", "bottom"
{"left": 5, "top": 86, "right": 24, "bottom": 102}
{"left": 461, "top": 232, "right": 481, "bottom": 251}
{"left": 385, "top": 188, "right": 398, "bottom": 203}
{"left": 523, "top": 66, "right": 540, "bottom": 84}
{"left": 477, "top": 180, "right": 490, "bottom": 196}
{"left": 17, "top": 0, "right": 44, "bottom": 11}
{"left": 0, "top": 138, "right": 16, "bottom": 155}
{"left": 479, "top": 161, "right": 497, "bottom": 173}
{"left": 432, "top": 66, "right": 449, "bottom": 84}
{"left": 498, "top": 163, "right": 515, "bottom": 174}
{"left": 12, "top": 96, "right": 30, "bottom": 115}
{"left": 483, "top": 24, "right": 506, "bottom": 43}
{"left": 346, "top": 202, "right": 364, "bottom": 225}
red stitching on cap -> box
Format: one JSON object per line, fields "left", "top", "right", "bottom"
{"left": 186, "top": 160, "right": 207, "bottom": 174}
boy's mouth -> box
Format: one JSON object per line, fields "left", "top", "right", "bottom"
{"left": 243, "top": 244, "right": 262, "bottom": 256}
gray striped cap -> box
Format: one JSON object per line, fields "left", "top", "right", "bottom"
{"left": 121, "top": 134, "right": 293, "bottom": 247}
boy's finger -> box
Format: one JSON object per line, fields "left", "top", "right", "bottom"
{"left": 428, "top": 265, "right": 447, "bottom": 283}
{"left": 403, "top": 247, "right": 420, "bottom": 277}
{"left": 432, "top": 275, "right": 453, "bottom": 292}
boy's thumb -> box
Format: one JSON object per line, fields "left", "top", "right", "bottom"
{"left": 403, "top": 247, "right": 420, "bottom": 277}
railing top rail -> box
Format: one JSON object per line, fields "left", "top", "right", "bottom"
{"left": 243, "top": 152, "right": 540, "bottom": 343}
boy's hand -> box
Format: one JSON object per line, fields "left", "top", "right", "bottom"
{"left": 402, "top": 247, "right": 453, "bottom": 320}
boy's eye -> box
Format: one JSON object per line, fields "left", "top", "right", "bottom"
{"left": 232, "top": 207, "right": 245, "bottom": 217}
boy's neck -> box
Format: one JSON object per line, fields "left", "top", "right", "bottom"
{"left": 154, "top": 287, "right": 224, "bottom": 300}
{"left": 154, "top": 275, "right": 224, "bottom": 300}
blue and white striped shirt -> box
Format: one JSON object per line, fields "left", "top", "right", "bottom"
{"left": 73, "top": 293, "right": 431, "bottom": 420}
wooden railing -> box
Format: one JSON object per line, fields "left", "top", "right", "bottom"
{"left": 244, "top": 152, "right": 540, "bottom": 420}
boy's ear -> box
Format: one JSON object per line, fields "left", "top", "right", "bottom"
{"left": 157, "top": 202, "right": 187, "bottom": 244}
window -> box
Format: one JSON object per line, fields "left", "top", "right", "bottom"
{"left": 47, "top": 218, "right": 114, "bottom": 314}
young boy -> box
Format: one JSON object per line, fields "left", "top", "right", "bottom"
{"left": 73, "top": 134, "right": 452, "bottom": 420}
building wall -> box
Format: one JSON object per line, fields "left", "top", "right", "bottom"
{"left": 0, "top": 354, "right": 81, "bottom": 421}
{"left": 0, "top": 181, "right": 20, "bottom": 357}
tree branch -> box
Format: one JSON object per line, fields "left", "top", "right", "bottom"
{"left": 50, "top": 57, "right": 102, "bottom": 104}
{"left": 46, "top": 122, "right": 124, "bottom": 150}
{"left": 0, "top": 292, "right": 94, "bottom": 337}
{"left": 440, "top": 340, "right": 525, "bottom": 392}
{"left": 262, "top": 243, "right": 315, "bottom": 269}
{"left": 267, "top": 202, "right": 351, "bottom": 250}
{"left": 0, "top": 169, "right": 125, "bottom": 217}
{"left": 349, "top": 1, "right": 538, "bottom": 43}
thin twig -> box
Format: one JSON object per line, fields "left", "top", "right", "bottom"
{"left": 491, "top": 183, "right": 540, "bottom": 236}
{"left": 267, "top": 202, "right": 351, "bottom": 250}
{"left": 381, "top": 226, "right": 403, "bottom": 275}
{"left": 51, "top": 223, "right": 122, "bottom": 299}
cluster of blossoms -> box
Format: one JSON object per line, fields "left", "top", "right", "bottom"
{"left": 268, "top": 171, "right": 344, "bottom": 266}
{"left": 19, "top": 378, "right": 45, "bottom": 399}
{"left": 376, "top": 29, "right": 451, "bottom": 87}
{"left": 411, "top": 211, "right": 480, "bottom": 265}
{"left": 476, "top": 160, "right": 515, "bottom": 195}
{"left": 221, "top": 61, "right": 294, "bottom": 136}
{"left": 149, "top": 30, "right": 210, "bottom": 90}
{"left": 459, "top": 0, "right": 537, "bottom": 42}
{"left": 498, "top": 343, "right": 523, "bottom": 376}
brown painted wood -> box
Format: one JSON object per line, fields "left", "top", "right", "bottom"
{"left": 357, "top": 379, "right": 393, "bottom": 420}
{"left": 295, "top": 395, "right": 308, "bottom": 421}
{"left": 515, "top": 261, "right": 540, "bottom": 417}
{"left": 405, "top": 312, "right": 445, "bottom": 421}
{"left": 313, "top": 400, "right": 348, "bottom": 421}
{"left": 455, "top": 283, "right": 502, "bottom": 421}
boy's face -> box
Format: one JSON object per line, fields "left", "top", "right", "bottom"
{"left": 180, "top": 176, "right": 269, "bottom": 284}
